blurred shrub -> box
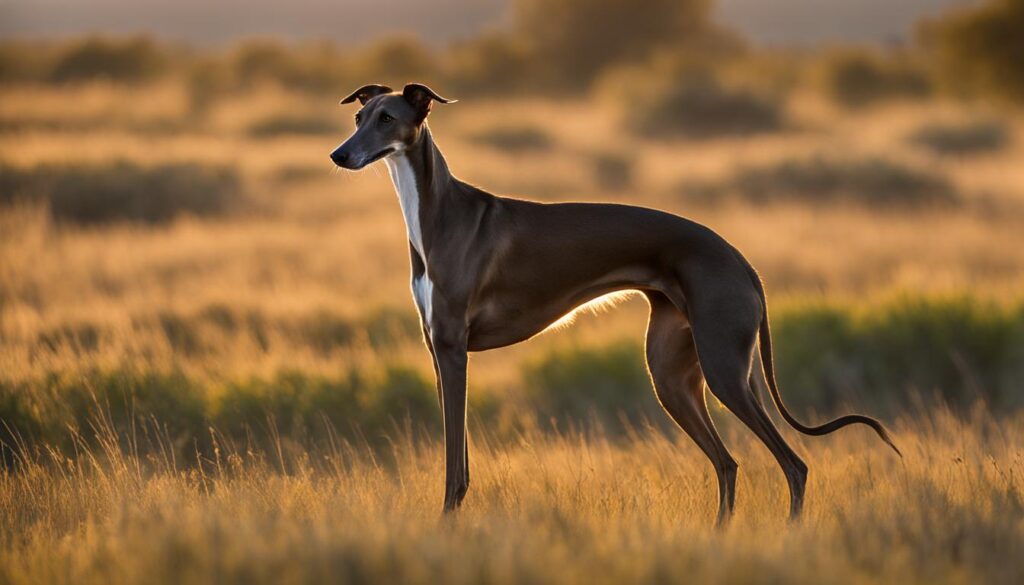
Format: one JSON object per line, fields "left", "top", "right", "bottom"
{"left": 0, "top": 368, "right": 208, "bottom": 465}
{"left": 1, "top": 25, "right": 745, "bottom": 100}
{"left": 468, "top": 125, "right": 554, "bottom": 153}
{"left": 0, "top": 114, "right": 186, "bottom": 135}
{"left": 247, "top": 114, "right": 337, "bottom": 137}
{"left": 513, "top": 0, "right": 716, "bottom": 89}
{"left": 907, "top": 119, "right": 1010, "bottom": 156}
{"left": 362, "top": 306, "right": 422, "bottom": 349}
{"left": 589, "top": 151, "right": 635, "bottom": 191}
{"left": 214, "top": 371, "right": 339, "bottom": 446}
{"left": 680, "top": 155, "right": 959, "bottom": 208}
{"left": 0, "top": 42, "right": 58, "bottom": 84}
{"left": 351, "top": 36, "right": 439, "bottom": 84}
{"left": 0, "top": 161, "right": 241, "bottom": 225}
{"left": 522, "top": 342, "right": 662, "bottom": 435}
{"left": 214, "top": 36, "right": 438, "bottom": 100}
{"left": 771, "top": 296, "right": 1024, "bottom": 413}
{"left": 447, "top": 33, "right": 534, "bottom": 95}
{"left": 5, "top": 296, "right": 1024, "bottom": 464}
{"left": 294, "top": 311, "right": 357, "bottom": 355}
{"left": 604, "top": 60, "right": 784, "bottom": 139}
{"left": 918, "top": 0, "right": 1024, "bottom": 102}
{"left": 0, "top": 364, "right": 438, "bottom": 467}
{"left": 230, "top": 39, "right": 296, "bottom": 88}
{"left": 57, "top": 305, "right": 422, "bottom": 359}
{"left": 817, "top": 49, "right": 932, "bottom": 108}
{"left": 182, "top": 40, "right": 354, "bottom": 109}
{"left": 185, "top": 56, "right": 236, "bottom": 114}
{"left": 523, "top": 296, "right": 1024, "bottom": 428}
{"left": 48, "top": 37, "right": 168, "bottom": 84}
{"left": 358, "top": 367, "right": 439, "bottom": 434}
{"left": 270, "top": 164, "right": 327, "bottom": 184}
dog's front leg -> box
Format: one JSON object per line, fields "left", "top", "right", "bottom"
{"left": 431, "top": 328, "right": 470, "bottom": 513}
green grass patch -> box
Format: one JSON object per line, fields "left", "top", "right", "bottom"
{"left": 5, "top": 295, "right": 1024, "bottom": 466}
{"left": 522, "top": 341, "right": 663, "bottom": 435}
{"left": 770, "top": 295, "right": 1024, "bottom": 413}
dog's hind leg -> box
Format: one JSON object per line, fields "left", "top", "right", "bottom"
{"left": 645, "top": 292, "right": 738, "bottom": 526}
{"left": 683, "top": 290, "right": 809, "bottom": 519}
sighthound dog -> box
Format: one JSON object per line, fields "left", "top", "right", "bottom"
{"left": 330, "top": 83, "right": 900, "bottom": 524}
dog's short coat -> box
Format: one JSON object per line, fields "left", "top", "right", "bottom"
{"left": 331, "top": 83, "right": 899, "bottom": 524}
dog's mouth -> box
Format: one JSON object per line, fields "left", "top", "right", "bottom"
{"left": 356, "top": 147, "right": 396, "bottom": 169}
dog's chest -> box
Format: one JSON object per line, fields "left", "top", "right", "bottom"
{"left": 385, "top": 155, "right": 425, "bottom": 259}
{"left": 386, "top": 155, "right": 434, "bottom": 323}
{"left": 412, "top": 273, "right": 434, "bottom": 324}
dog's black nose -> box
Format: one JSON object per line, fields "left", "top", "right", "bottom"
{"left": 330, "top": 150, "right": 349, "bottom": 166}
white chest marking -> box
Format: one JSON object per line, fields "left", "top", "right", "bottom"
{"left": 385, "top": 154, "right": 425, "bottom": 259}
{"left": 385, "top": 153, "right": 433, "bottom": 323}
{"left": 413, "top": 273, "right": 434, "bottom": 324}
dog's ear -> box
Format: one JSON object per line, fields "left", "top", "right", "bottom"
{"left": 340, "top": 84, "right": 393, "bottom": 105}
{"left": 402, "top": 83, "right": 456, "bottom": 123}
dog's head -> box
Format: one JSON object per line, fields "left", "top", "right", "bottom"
{"left": 330, "top": 83, "right": 455, "bottom": 170}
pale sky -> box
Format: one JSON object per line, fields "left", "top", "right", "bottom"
{"left": 0, "top": 0, "right": 974, "bottom": 45}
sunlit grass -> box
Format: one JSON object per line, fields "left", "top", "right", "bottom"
{"left": 0, "top": 407, "right": 1020, "bottom": 585}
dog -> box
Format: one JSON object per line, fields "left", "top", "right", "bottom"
{"left": 330, "top": 83, "right": 899, "bottom": 524}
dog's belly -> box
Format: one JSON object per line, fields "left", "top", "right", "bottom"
{"left": 466, "top": 266, "right": 661, "bottom": 351}
{"left": 466, "top": 301, "right": 572, "bottom": 351}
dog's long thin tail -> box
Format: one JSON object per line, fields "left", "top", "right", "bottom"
{"left": 741, "top": 257, "right": 902, "bottom": 457}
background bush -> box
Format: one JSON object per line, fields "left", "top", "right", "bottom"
{"left": 0, "top": 161, "right": 242, "bottom": 225}
{"left": 5, "top": 295, "right": 1024, "bottom": 466}
{"left": 521, "top": 341, "right": 663, "bottom": 435}
{"left": 605, "top": 61, "right": 784, "bottom": 139}
{"left": 467, "top": 125, "right": 554, "bottom": 154}
{"left": 29, "top": 304, "right": 422, "bottom": 359}
{"left": 513, "top": 0, "right": 718, "bottom": 90}
{"left": 816, "top": 49, "right": 932, "bottom": 108}
{"left": 589, "top": 151, "right": 635, "bottom": 191}
{"left": 771, "top": 296, "right": 1024, "bottom": 413}
{"left": 48, "top": 37, "right": 169, "bottom": 84}
{"left": 247, "top": 114, "right": 338, "bottom": 138}
{"left": 0, "top": 0, "right": 1019, "bottom": 108}
{"left": 907, "top": 119, "right": 1010, "bottom": 156}
{"left": 679, "top": 155, "right": 959, "bottom": 208}
{"left": 919, "top": 0, "right": 1024, "bottom": 102}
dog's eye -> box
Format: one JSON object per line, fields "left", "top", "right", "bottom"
{"left": 380, "top": 112, "right": 393, "bottom": 124}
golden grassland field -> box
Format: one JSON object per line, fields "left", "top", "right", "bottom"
{"left": 1, "top": 407, "right": 1023, "bottom": 585}
{"left": 2, "top": 61, "right": 1024, "bottom": 582}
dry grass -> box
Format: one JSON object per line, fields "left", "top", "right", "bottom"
{"left": 0, "top": 408, "right": 1021, "bottom": 585}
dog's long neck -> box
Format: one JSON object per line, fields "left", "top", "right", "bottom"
{"left": 384, "top": 126, "right": 458, "bottom": 261}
